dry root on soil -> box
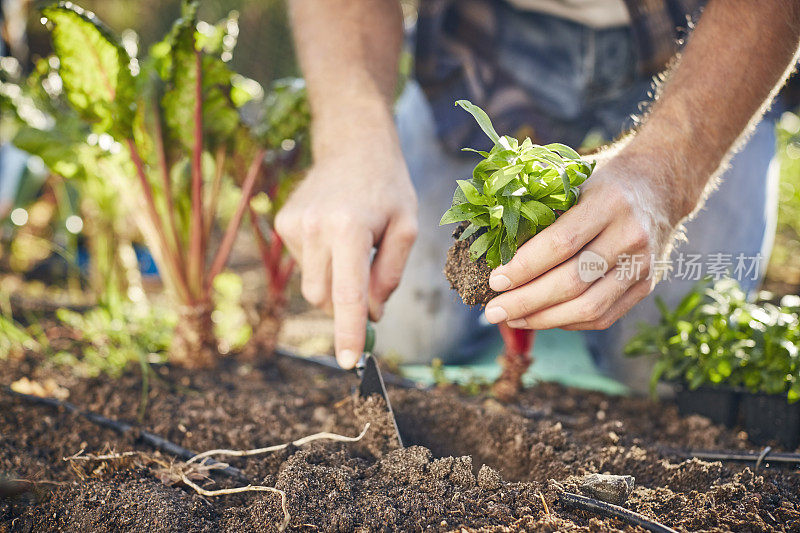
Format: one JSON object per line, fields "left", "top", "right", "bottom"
{"left": 64, "top": 425, "right": 371, "bottom": 532}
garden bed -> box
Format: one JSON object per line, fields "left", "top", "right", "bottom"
{"left": 1, "top": 352, "right": 799, "bottom": 532}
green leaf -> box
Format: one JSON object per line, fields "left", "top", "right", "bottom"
{"left": 489, "top": 204, "right": 503, "bottom": 229}
{"left": 458, "top": 223, "right": 482, "bottom": 241}
{"left": 500, "top": 229, "right": 517, "bottom": 265}
{"left": 560, "top": 169, "right": 571, "bottom": 196}
{"left": 486, "top": 232, "right": 502, "bottom": 268}
{"left": 545, "top": 142, "right": 581, "bottom": 159}
{"left": 42, "top": 2, "right": 134, "bottom": 136}
{"left": 440, "top": 203, "right": 486, "bottom": 225}
{"left": 457, "top": 179, "right": 487, "bottom": 205}
{"left": 469, "top": 230, "right": 494, "bottom": 261}
{"left": 486, "top": 163, "right": 524, "bottom": 196}
{"left": 455, "top": 99, "right": 501, "bottom": 146}
{"left": 160, "top": 3, "right": 240, "bottom": 152}
{"left": 462, "top": 147, "right": 490, "bottom": 157}
{"left": 500, "top": 196, "right": 520, "bottom": 241}
{"left": 520, "top": 200, "right": 555, "bottom": 226}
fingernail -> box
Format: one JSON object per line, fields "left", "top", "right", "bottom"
{"left": 338, "top": 349, "right": 360, "bottom": 369}
{"left": 484, "top": 306, "right": 508, "bottom": 324}
{"left": 507, "top": 319, "right": 527, "bottom": 328}
{"left": 489, "top": 274, "right": 512, "bottom": 291}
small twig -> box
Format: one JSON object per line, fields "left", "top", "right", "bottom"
{"left": 560, "top": 492, "right": 677, "bottom": 533}
{"left": 537, "top": 491, "right": 550, "bottom": 515}
{"left": 64, "top": 450, "right": 140, "bottom": 462}
{"left": 180, "top": 474, "right": 290, "bottom": 531}
{"left": 186, "top": 423, "right": 370, "bottom": 464}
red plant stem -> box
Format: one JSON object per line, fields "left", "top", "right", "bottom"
{"left": 152, "top": 100, "right": 184, "bottom": 268}
{"left": 204, "top": 146, "right": 226, "bottom": 239}
{"left": 205, "top": 149, "right": 267, "bottom": 292}
{"left": 498, "top": 323, "right": 535, "bottom": 359}
{"left": 188, "top": 49, "right": 205, "bottom": 299}
{"left": 249, "top": 208, "right": 292, "bottom": 305}
{"left": 125, "top": 138, "right": 191, "bottom": 303}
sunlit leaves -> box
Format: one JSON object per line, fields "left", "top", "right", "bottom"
{"left": 42, "top": 2, "right": 134, "bottom": 136}
{"left": 440, "top": 100, "right": 594, "bottom": 268}
{"left": 627, "top": 278, "right": 800, "bottom": 402}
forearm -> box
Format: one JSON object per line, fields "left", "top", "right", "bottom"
{"left": 288, "top": 0, "right": 404, "bottom": 159}
{"left": 624, "top": 0, "right": 800, "bottom": 224}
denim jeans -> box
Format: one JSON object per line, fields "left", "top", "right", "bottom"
{"left": 376, "top": 12, "right": 780, "bottom": 393}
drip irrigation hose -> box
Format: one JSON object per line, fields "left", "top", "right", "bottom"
{"left": 661, "top": 446, "right": 800, "bottom": 468}
{"left": 2, "top": 386, "right": 247, "bottom": 482}
{"left": 560, "top": 492, "right": 678, "bottom": 533}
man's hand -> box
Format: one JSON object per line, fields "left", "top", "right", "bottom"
{"left": 483, "top": 154, "right": 674, "bottom": 330}
{"left": 486, "top": 0, "right": 800, "bottom": 331}
{"left": 276, "top": 123, "right": 417, "bottom": 368}
{"left": 285, "top": 0, "right": 410, "bottom": 367}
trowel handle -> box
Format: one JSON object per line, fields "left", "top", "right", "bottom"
{"left": 355, "top": 322, "right": 376, "bottom": 377}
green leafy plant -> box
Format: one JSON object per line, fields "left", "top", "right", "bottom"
{"left": 439, "top": 100, "right": 594, "bottom": 268}
{"left": 26, "top": 1, "right": 308, "bottom": 367}
{"left": 626, "top": 278, "right": 800, "bottom": 402}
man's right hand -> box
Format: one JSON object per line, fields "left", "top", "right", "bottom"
{"left": 275, "top": 115, "right": 418, "bottom": 370}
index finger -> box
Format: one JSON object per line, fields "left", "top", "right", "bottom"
{"left": 331, "top": 229, "right": 373, "bottom": 369}
{"left": 488, "top": 199, "right": 609, "bottom": 292}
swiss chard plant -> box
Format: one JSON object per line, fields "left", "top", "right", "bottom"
{"left": 28, "top": 1, "right": 309, "bottom": 367}
{"left": 439, "top": 100, "right": 594, "bottom": 268}
{"left": 626, "top": 278, "right": 800, "bottom": 403}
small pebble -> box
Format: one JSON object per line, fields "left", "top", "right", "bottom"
{"left": 580, "top": 473, "right": 635, "bottom": 505}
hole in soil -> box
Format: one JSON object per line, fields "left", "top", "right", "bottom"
{"left": 391, "top": 389, "right": 567, "bottom": 483}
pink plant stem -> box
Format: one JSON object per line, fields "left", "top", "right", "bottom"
{"left": 205, "top": 149, "right": 267, "bottom": 291}
{"left": 249, "top": 209, "right": 292, "bottom": 306}
{"left": 126, "top": 138, "right": 192, "bottom": 303}
{"left": 188, "top": 49, "right": 205, "bottom": 299}
{"left": 152, "top": 100, "right": 184, "bottom": 268}
{"left": 498, "top": 323, "right": 535, "bottom": 364}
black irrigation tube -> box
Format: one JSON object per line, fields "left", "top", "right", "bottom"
{"left": 662, "top": 446, "right": 800, "bottom": 470}
{"left": 2, "top": 387, "right": 248, "bottom": 482}
{"left": 560, "top": 492, "right": 678, "bottom": 533}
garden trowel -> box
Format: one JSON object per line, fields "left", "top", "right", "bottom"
{"left": 355, "top": 323, "right": 404, "bottom": 447}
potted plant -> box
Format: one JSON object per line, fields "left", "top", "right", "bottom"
{"left": 439, "top": 100, "right": 594, "bottom": 399}
{"left": 627, "top": 278, "right": 800, "bottom": 448}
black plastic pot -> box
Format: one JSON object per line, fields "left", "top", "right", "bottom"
{"left": 740, "top": 393, "right": 800, "bottom": 449}
{"left": 674, "top": 386, "right": 740, "bottom": 428}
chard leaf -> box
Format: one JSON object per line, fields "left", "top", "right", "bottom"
{"left": 43, "top": 3, "right": 134, "bottom": 136}
{"left": 455, "top": 99, "right": 501, "bottom": 146}
{"left": 457, "top": 179, "right": 487, "bottom": 205}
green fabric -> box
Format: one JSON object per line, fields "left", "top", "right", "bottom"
{"left": 400, "top": 329, "right": 628, "bottom": 395}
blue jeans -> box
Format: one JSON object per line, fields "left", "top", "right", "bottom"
{"left": 376, "top": 12, "right": 780, "bottom": 392}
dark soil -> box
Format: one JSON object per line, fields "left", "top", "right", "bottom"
{"left": 444, "top": 225, "right": 498, "bottom": 306}
{"left": 1, "top": 352, "right": 800, "bottom": 532}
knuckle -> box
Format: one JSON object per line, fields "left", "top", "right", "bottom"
{"left": 396, "top": 218, "right": 419, "bottom": 245}
{"left": 301, "top": 210, "right": 324, "bottom": 235}
{"left": 607, "top": 182, "right": 634, "bottom": 214}
{"left": 509, "top": 292, "right": 534, "bottom": 317}
{"left": 579, "top": 297, "right": 606, "bottom": 322}
{"left": 549, "top": 227, "right": 579, "bottom": 256}
{"left": 627, "top": 224, "right": 651, "bottom": 250}
{"left": 564, "top": 267, "right": 588, "bottom": 297}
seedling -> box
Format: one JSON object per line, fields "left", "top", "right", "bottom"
{"left": 440, "top": 101, "right": 592, "bottom": 400}
{"left": 626, "top": 278, "right": 800, "bottom": 402}
{"left": 440, "top": 100, "right": 594, "bottom": 273}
